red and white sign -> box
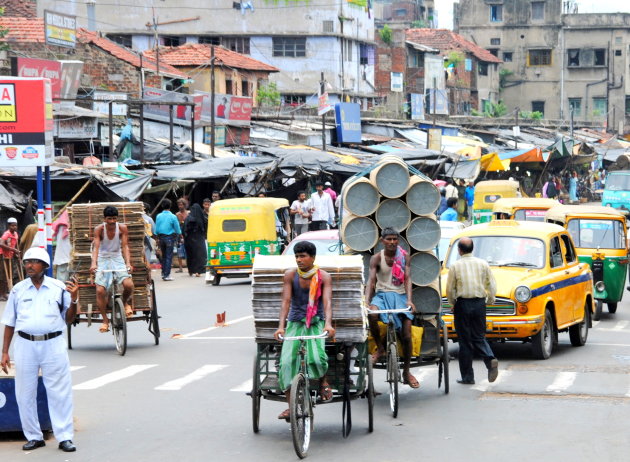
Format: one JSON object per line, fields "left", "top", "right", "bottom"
{"left": 0, "top": 78, "right": 54, "bottom": 167}
{"left": 228, "top": 97, "right": 253, "bottom": 121}
{"left": 12, "top": 58, "right": 62, "bottom": 100}
{"left": 318, "top": 92, "right": 332, "bottom": 116}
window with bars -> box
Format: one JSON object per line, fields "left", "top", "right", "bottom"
{"left": 273, "top": 37, "right": 306, "bottom": 57}
{"left": 360, "top": 44, "right": 371, "bottom": 65}
{"left": 490, "top": 5, "right": 503, "bottom": 22}
{"left": 503, "top": 52, "right": 513, "bottom": 62}
{"left": 531, "top": 101, "right": 545, "bottom": 115}
{"left": 592, "top": 97, "right": 607, "bottom": 117}
{"left": 162, "top": 36, "right": 182, "bottom": 47}
{"left": 223, "top": 37, "right": 250, "bottom": 55}
{"left": 568, "top": 98, "right": 582, "bottom": 117}
{"left": 531, "top": 2, "right": 545, "bottom": 21}
{"left": 323, "top": 20, "right": 334, "bottom": 33}
{"left": 199, "top": 37, "right": 221, "bottom": 45}
{"left": 490, "top": 38, "right": 500, "bottom": 45}
{"left": 478, "top": 62, "right": 488, "bottom": 76}
{"left": 528, "top": 49, "right": 552, "bottom": 66}
{"left": 107, "top": 34, "right": 132, "bottom": 48}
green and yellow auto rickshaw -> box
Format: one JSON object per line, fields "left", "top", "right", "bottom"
{"left": 545, "top": 205, "right": 628, "bottom": 320}
{"left": 473, "top": 180, "right": 521, "bottom": 224}
{"left": 207, "top": 197, "right": 290, "bottom": 285}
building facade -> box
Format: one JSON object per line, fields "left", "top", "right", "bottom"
{"left": 37, "top": 0, "right": 377, "bottom": 106}
{"left": 455, "top": 0, "right": 630, "bottom": 132}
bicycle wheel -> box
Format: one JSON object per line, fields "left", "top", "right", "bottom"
{"left": 367, "top": 356, "right": 375, "bottom": 433}
{"left": 387, "top": 342, "right": 399, "bottom": 418}
{"left": 150, "top": 283, "right": 160, "bottom": 346}
{"left": 442, "top": 324, "right": 450, "bottom": 395}
{"left": 112, "top": 296, "right": 127, "bottom": 356}
{"left": 251, "top": 353, "right": 261, "bottom": 434}
{"left": 290, "top": 373, "right": 311, "bottom": 459}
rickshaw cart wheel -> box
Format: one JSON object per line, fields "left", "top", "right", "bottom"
{"left": 607, "top": 302, "right": 617, "bottom": 314}
{"left": 251, "top": 352, "right": 261, "bottom": 434}
{"left": 290, "top": 373, "right": 311, "bottom": 459}
{"left": 593, "top": 300, "right": 603, "bottom": 321}
{"left": 150, "top": 282, "right": 160, "bottom": 345}
{"left": 112, "top": 297, "right": 127, "bottom": 356}
{"left": 387, "top": 342, "right": 399, "bottom": 418}
{"left": 367, "top": 355, "right": 374, "bottom": 433}
{"left": 441, "top": 324, "right": 450, "bottom": 394}
{"left": 569, "top": 303, "right": 589, "bottom": 347}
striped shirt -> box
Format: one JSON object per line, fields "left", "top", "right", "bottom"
{"left": 446, "top": 253, "right": 496, "bottom": 306}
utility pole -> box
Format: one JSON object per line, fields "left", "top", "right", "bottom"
{"left": 321, "top": 72, "right": 326, "bottom": 151}
{"left": 515, "top": 108, "right": 519, "bottom": 150}
{"left": 152, "top": 8, "right": 159, "bottom": 77}
{"left": 570, "top": 105, "right": 574, "bottom": 140}
{"left": 210, "top": 45, "right": 216, "bottom": 158}
{"left": 432, "top": 77, "right": 437, "bottom": 128}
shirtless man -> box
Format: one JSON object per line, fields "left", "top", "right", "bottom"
{"left": 90, "top": 206, "right": 135, "bottom": 333}
{"left": 365, "top": 227, "right": 419, "bottom": 389}
{"left": 274, "top": 241, "right": 335, "bottom": 420}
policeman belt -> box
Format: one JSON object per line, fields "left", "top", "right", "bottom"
{"left": 18, "top": 331, "right": 62, "bottom": 341}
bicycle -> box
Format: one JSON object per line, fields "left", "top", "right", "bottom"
{"left": 99, "top": 268, "right": 129, "bottom": 356}
{"left": 368, "top": 306, "right": 412, "bottom": 418}
{"left": 280, "top": 331, "right": 328, "bottom": 459}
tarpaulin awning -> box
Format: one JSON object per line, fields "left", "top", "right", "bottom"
{"left": 107, "top": 174, "right": 155, "bottom": 201}
{"left": 502, "top": 147, "right": 546, "bottom": 163}
{"left": 457, "top": 146, "right": 483, "bottom": 160}
{"left": 480, "top": 153, "right": 509, "bottom": 171}
{"left": 0, "top": 181, "right": 29, "bottom": 212}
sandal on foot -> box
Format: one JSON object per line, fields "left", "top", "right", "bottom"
{"left": 277, "top": 408, "right": 290, "bottom": 421}
{"left": 370, "top": 351, "right": 385, "bottom": 364}
{"left": 319, "top": 384, "right": 333, "bottom": 402}
{"left": 99, "top": 323, "right": 110, "bottom": 333}
{"left": 403, "top": 374, "right": 420, "bottom": 389}
{"left": 124, "top": 305, "right": 134, "bottom": 318}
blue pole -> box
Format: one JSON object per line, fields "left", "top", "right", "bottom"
{"left": 44, "top": 166, "right": 53, "bottom": 276}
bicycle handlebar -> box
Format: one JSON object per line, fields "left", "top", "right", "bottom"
{"left": 367, "top": 306, "right": 412, "bottom": 315}
{"left": 280, "top": 331, "right": 329, "bottom": 341}
{"left": 97, "top": 268, "right": 129, "bottom": 273}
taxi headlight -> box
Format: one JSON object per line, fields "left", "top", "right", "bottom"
{"left": 515, "top": 286, "right": 531, "bottom": 303}
{"left": 595, "top": 281, "right": 606, "bottom": 292}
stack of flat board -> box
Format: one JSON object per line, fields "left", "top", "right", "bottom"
{"left": 68, "top": 202, "right": 151, "bottom": 314}
{"left": 252, "top": 254, "right": 367, "bottom": 342}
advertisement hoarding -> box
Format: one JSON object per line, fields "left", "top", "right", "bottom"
{"left": 54, "top": 118, "right": 98, "bottom": 139}
{"left": 143, "top": 87, "right": 203, "bottom": 126}
{"left": 44, "top": 10, "right": 76, "bottom": 48}
{"left": 334, "top": 103, "right": 361, "bottom": 144}
{"left": 0, "top": 78, "right": 54, "bottom": 167}
{"left": 93, "top": 91, "right": 128, "bottom": 116}
{"left": 410, "top": 93, "right": 425, "bottom": 120}
{"left": 197, "top": 92, "right": 253, "bottom": 126}
{"left": 11, "top": 57, "right": 62, "bottom": 100}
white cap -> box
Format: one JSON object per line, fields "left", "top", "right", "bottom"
{"left": 7, "top": 217, "right": 17, "bottom": 223}
{"left": 324, "top": 181, "right": 332, "bottom": 186}
{"left": 23, "top": 247, "right": 51, "bottom": 267}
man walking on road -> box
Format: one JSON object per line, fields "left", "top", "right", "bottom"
{"left": 445, "top": 237, "right": 499, "bottom": 385}
{"left": 155, "top": 199, "right": 181, "bottom": 281}
{"left": 308, "top": 181, "right": 335, "bottom": 231}
{"left": 0, "top": 217, "right": 21, "bottom": 300}
{"left": 1, "top": 247, "right": 79, "bottom": 452}
{"left": 290, "top": 191, "right": 311, "bottom": 237}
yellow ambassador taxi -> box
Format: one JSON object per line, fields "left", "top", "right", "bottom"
{"left": 441, "top": 220, "right": 594, "bottom": 359}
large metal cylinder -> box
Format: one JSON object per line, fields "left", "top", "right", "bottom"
{"left": 375, "top": 198, "right": 411, "bottom": 232}
{"left": 341, "top": 177, "right": 380, "bottom": 217}
{"left": 340, "top": 216, "right": 379, "bottom": 252}
{"left": 409, "top": 251, "right": 440, "bottom": 286}
{"left": 411, "top": 281, "right": 441, "bottom": 314}
{"left": 406, "top": 216, "right": 441, "bottom": 251}
{"left": 406, "top": 176, "right": 440, "bottom": 216}
{"left": 369, "top": 156, "right": 410, "bottom": 198}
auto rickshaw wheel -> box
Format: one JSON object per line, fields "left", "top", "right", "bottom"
{"left": 593, "top": 300, "right": 603, "bottom": 321}
{"left": 607, "top": 302, "right": 618, "bottom": 314}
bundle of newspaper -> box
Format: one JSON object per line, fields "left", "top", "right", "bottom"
{"left": 251, "top": 254, "right": 367, "bottom": 342}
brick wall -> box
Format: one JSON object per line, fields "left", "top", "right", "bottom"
{"left": 2, "top": 42, "right": 163, "bottom": 98}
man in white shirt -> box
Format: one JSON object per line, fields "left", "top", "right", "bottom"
{"left": 290, "top": 191, "right": 311, "bottom": 237}
{"left": 445, "top": 179, "right": 458, "bottom": 200}
{"left": 308, "top": 181, "right": 335, "bottom": 231}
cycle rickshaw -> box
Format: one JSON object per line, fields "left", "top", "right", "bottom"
{"left": 66, "top": 202, "right": 160, "bottom": 356}
{"left": 249, "top": 254, "right": 373, "bottom": 459}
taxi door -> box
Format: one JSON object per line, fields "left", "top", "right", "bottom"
{"left": 548, "top": 235, "right": 573, "bottom": 327}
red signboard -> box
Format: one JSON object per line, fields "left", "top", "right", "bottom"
{"left": 12, "top": 57, "right": 62, "bottom": 100}
{"left": 0, "top": 78, "right": 54, "bottom": 167}
{"left": 228, "top": 97, "right": 253, "bottom": 121}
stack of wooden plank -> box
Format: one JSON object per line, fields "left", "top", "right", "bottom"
{"left": 252, "top": 254, "right": 367, "bottom": 342}
{"left": 68, "top": 202, "right": 151, "bottom": 314}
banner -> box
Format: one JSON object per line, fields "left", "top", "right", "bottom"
{"left": 0, "top": 78, "right": 54, "bottom": 167}
{"left": 424, "top": 55, "right": 446, "bottom": 92}
{"left": 334, "top": 103, "right": 361, "bottom": 144}
{"left": 11, "top": 58, "right": 62, "bottom": 100}
{"left": 54, "top": 118, "right": 98, "bottom": 139}
{"left": 143, "top": 87, "right": 202, "bottom": 126}
{"left": 44, "top": 10, "right": 76, "bottom": 48}
{"left": 410, "top": 93, "right": 425, "bottom": 120}
{"left": 318, "top": 92, "right": 332, "bottom": 116}
{"left": 197, "top": 92, "right": 253, "bottom": 126}
{"left": 93, "top": 91, "right": 128, "bottom": 116}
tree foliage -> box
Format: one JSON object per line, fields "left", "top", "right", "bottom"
{"left": 379, "top": 25, "right": 393, "bottom": 46}
{"left": 256, "top": 82, "right": 281, "bottom": 107}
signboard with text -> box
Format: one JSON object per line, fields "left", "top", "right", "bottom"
{"left": 0, "top": 78, "right": 54, "bottom": 167}
{"left": 44, "top": 10, "right": 76, "bottom": 48}
{"left": 197, "top": 92, "right": 253, "bottom": 126}
{"left": 11, "top": 58, "right": 62, "bottom": 100}
{"left": 318, "top": 92, "right": 332, "bottom": 115}
{"left": 334, "top": 103, "right": 361, "bottom": 144}
{"left": 54, "top": 117, "right": 98, "bottom": 139}
{"left": 410, "top": 93, "right": 424, "bottom": 120}
{"left": 93, "top": 90, "right": 128, "bottom": 116}
{"left": 143, "top": 87, "right": 202, "bottom": 126}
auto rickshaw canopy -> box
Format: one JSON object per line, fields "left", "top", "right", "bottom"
{"left": 473, "top": 180, "right": 521, "bottom": 210}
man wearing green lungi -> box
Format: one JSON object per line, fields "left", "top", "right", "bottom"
{"left": 274, "top": 241, "right": 335, "bottom": 421}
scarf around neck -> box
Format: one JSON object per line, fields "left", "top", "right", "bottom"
{"left": 391, "top": 246, "right": 407, "bottom": 286}
{"left": 297, "top": 265, "right": 322, "bottom": 328}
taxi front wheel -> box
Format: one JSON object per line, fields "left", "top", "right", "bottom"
{"left": 532, "top": 309, "right": 554, "bottom": 360}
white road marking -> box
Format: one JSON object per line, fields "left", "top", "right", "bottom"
{"left": 176, "top": 315, "right": 254, "bottom": 339}
{"left": 396, "top": 368, "right": 435, "bottom": 395}
{"left": 613, "top": 321, "right": 629, "bottom": 331}
{"left": 583, "top": 342, "right": 630, "bottom": 347}
{"left": 178, "top": 336, "right": 254, "bottom": 340}
{"left": 592, "top": 320, "right": 600, "bottom": 327}
{"left": 73, "top": 365, "right": 158, "bottom": 390}
{"left": 472, "top": 369, "right": 512, "bottom": 392}
{"left": 230, "top": 378, "right": 253, "bottom": 392}
{"left": 70, "top": 366, "right": 85, "bottom": 372}
{"left": 545, "top": 371, "right": 577, "bottom": 393}
{"left": 155, "top": 365, "right": 228, "bottom": 391}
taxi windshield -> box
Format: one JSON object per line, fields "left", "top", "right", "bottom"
{"left": 446, "top": 236, "right": 546, "bottom": 269}
{"left": 567, "top": 219, "right": 626, "bottom": 249}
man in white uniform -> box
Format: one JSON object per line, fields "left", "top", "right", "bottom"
{"left": 308, "top": 181, "right": 335, "bottom": 231}
{"left": 1, "top": 247, "right": 79, "bottom": 452}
